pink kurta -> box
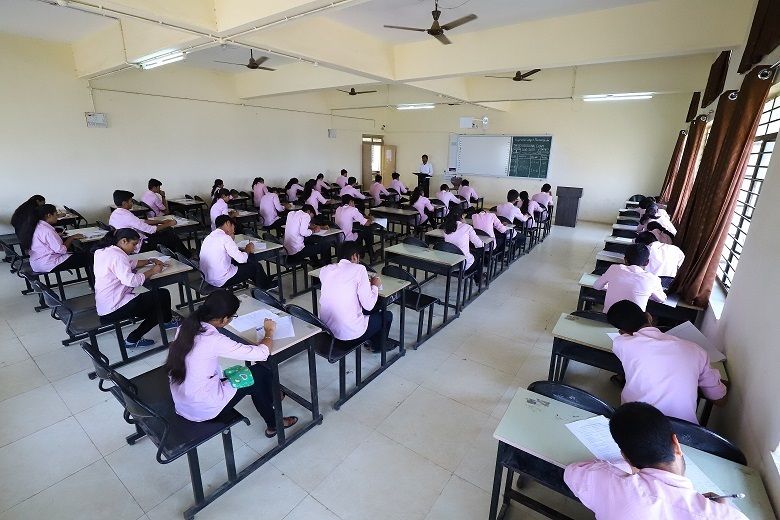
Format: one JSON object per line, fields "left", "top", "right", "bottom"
{"left": 141, "top": 190, "right": 166, "bottom": 217}
{"left": 593, "top": 264, "right": 666, "bottom": 312}
{"left": 319, "top": 260, "right": 378, "bottom": 340}
{"left": 335, "top": 205, "right": 367, "bottom": 242}
{"left": 471, "top": 211, "right": 507, "bottom": 239}
{"left": 109, "top": 207, "right": 157, "bottom": 253}
{"left": 93, "top": 245, "right": 144, "bottom": 315}
{"left": 29, "top": 221, "right": 70, "bottom": 273}
{"left": 444, "top": 221, "right": 483, "bottom": 269}
{"left": 258, "top": 193, "right": 284, "bottom": 226}
{"left": 646, "top": 242, "right": 685, "bottom": 278}
{"left": 283, "top": 210, "right": 312, "bottom": 255}
{"left": 199, "top": 228, "right": 247, "bottom": 287}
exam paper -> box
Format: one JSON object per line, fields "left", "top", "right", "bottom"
{"left": 684, "top": 455, "right": 725, "bottom": 495}
{"left": 231, "top": 309, "right": 296, "bottom": 340}
{"left": 236, "top": 239, "right": 266, "bottom": 251}
{"left": 269, "top": 315, "right": 295, "bottom": 340}
{"left": 314, "top": 229, "right": 330, "bottom": 236}
{"left": 154, "top": 255, "right": 172, "bottom": 264}
{"left": 373, "top": 217, "right": 388, "bottom": 229}
{"left": 606, "top": 332, "right": 620, "bottom": 341}
{"left": 667, "top": 321, "right": 725, "bottom": 362}
{"left": 566, "top": 415, "right": 626, "bottom": 467}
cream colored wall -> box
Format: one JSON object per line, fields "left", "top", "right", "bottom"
{"left": 0, "top": 33, "right": 371, "bottom": 231}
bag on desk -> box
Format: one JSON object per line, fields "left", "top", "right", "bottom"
{"left": 223, "top": 365, "right": 254, "bottom": 389}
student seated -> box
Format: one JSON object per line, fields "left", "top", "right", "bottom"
{"left": 319, "top": 242, "right": 392, "bottom": 353}
{"left": 607, "top": 300, "right": 726, "bottom": 423}
{"left": 443, "top": 208, "right": 484, "bottom": 283}
{"left": 302, "top": 179, "right": 328, "bottom": 221}
{"left": 369, "top": 174, "right": 390, "bottom": 206}
{"left": 410, "top": 187, "right": 434, "bottom": 226}
{"left": 471, "top": 209, "right": 509, "bottom": 252}
{"left": 335, "top": 169, "right": 349, "bottom": 188}
{"left": 496, "top": 190, "right": 531, "bottom": 226}
{"left": 11, "top": 194, "right": 46, "bottom": 237}
{"left": 315, "top": 173, "right": 330, "bottom": 192}
{"left": 200, "top": 215, "right": 274, "bottom": 290}
{"left": 110, "top": 190, "right": 190, "bottom": 256}
{"left": 389, "top": 172, "right": 408, "bottom": 195}
{"left": 531, "top": 183, "right": 554, "bottom": 208}
{"left": 335, "top": 195, "right": 375, "bottom": 261}
{"left": 210, "top": 188, "right": 237, "bottom": 230}
{"left": 141, "top": 178, "right": 168, "bottom": 217}
{"left": 519, "top": 190, "right": 544, "bottom": 218}
{"left": 22, "top": 204, "right": 91, "bottom": 276}
{"left": 435, "top": 184, "right": 461, "bottom": 214}
{"left": 593, "top": 243, "right": 666, "bottom": 312}
{"left": 94, "top": 228, "right": 178, "bottom": 348}
{"left": 339, "top": 177, "right": 366, "bottom": 200}
{"left": 210, "top": 178, "right": 224, "bottom": 204}
{"left": 647, "top": 221, "right": 675, "bottom": 245}
{"left": 565, "top": 402, "right": 747, "bottom": 519}
{"left": 285, "top": 178, "right": 304, "bottom": 203}
{"left": 636, "top": 195, "right": 655, "bottom": 217}
{"left": 258, "top": 188, "right": 288, "bottom": 232}
{"left": 635, "top": 231, "right": 685, "bottom": 289}
{"left": 251, "top": 177, "right": 268, "bottom": 207}
{"left": 166, "top": 290, "right": 297, "bottom": 438}
{"left": 457, "top": 179, "right": 479, "bottom": 202}
{"left": 284, "top": 204, "right": 326, "bottom": 266}
{"left": 639, "top": 203, "right": 677, "bottom": 235}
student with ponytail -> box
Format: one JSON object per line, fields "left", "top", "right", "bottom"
{"left": 442, "top": 207, "right": 484, "bottom": 283}
{"left": 166, "top": 290, "right": 297, "bottom": 438}
{"left": 303, "top": 179, "right": 328, "bottom": 221}
{"left": 210, "top": 179, "right": 224, "bottom": 203}
{"left": 11, "top": 194, "right": 46, "bottom": 237}
{"left": 251, "top": 177, "right": 268, "bottom": 207}
{"left": 93, "top": 228, "right": 178, "bottom": 348}
{"left": 24, "top": 204, "right": 91, "bottom": 277}
{"left": 410, "top": 187, "right": 434, "bottom": 225}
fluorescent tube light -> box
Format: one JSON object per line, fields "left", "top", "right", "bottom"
{"left": 583, "top": 92, "right": 654, "bottom": 102}
{"left": 396, "top": 103, "right": 436, "bottom": 110}
{"left": 138, "top": 51, "right": 185, "bottom": 70}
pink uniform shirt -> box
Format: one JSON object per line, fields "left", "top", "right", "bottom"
{"left": 315, "top": 179, "right": 329, "bottom": 192}
{"left": 286, "top": 184, "right": 303, "bottom": 202}
{"left": 593, "top": 264, "right": 667, "bottom": 312}
{"left": 284, "top": 210, "right": 312, "bottom": 255}
{"left": 199, "top": 228, "right": 247, "bottom": 287}
{"left": 93, "top": 245, "right": 144, "bottom": 315}
{"left": 564, "top": 461, "right": 747, "bottom": 520}
{"left": 458, "top": 185, "right": 478, "bottom": 202}
{"left": 389, "top": 179, "right": 408, "bottom": 194}
{"left": 335, "top": 205, "right": 367, "bottom": 242}
{"left": 412, "top": 196, "right": 434, "bottom": 224}
{"left": 651, "top": 228, "right": 674, "bottom": 245}
{"left": 306, "top": 190, "right": 328, "bottom": 215}
{"left": 531, "top": 192, "right": 554, "bottom": 207}
{"left": 169, "top": 323, "right": 270, "bottom": 422}
{"left": 335, "top": 175, "right": 348, "bottom": 188}
{"left": 319, "top": 260, "right": 378, "bottom": 340}
{"left": 109, "top": 207, "right": 156, "bottom": 253}
{"left": 496, "top": 202, "right": 529, "bottom": 223}
{"left": 339, "top": 185, "right": 366, "bottom": 199}
{"left": 210, "top": 198, "right": 229, "bottom": 231}
{"left": 526, "top": 199, "right": 544, "bottom": 215}
{"left": 436, "top": 190, "right": 461, "bottom": 214}
{"left": 471, "top": 211, "right": 507, "bottom": 239}
{"left": 29, "top": 221, "right": 70, "bottom": 272}
{"left": 369, "top": 182, "right": 390, "bottom": 205}
{"left": 141, "top": 190, "right": 166, "bottom": 217}
{"left": 613, "top": 327, "right": 726, "bottom": 423}
{"left": 646, "top": 242, "right": 685, "bottom": 278}
{"left": 258, "top": 193, "right": 283, "bottom": 226}
{"left": 252, "top": 183, "right": 268, "bottom": 207}
{"left": 444, "top": 221, "right": 484, "bottom": 269}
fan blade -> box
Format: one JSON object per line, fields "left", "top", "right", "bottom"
{"left": 254, "top": 56, "right": 269, "bottom": 66}
{"left": 257, "top": 66, "right": 276, "bottom": 71}
{"left": 383, "top": 25, "right": 427, "bottom": 32}
{"left": 484, "top": 75, "right": 511, "bottom": 79}
{"left": 433, "top": 33, "right": 452, "bottom": 45}
{"left": 440, "top": 14, "right": 477, "bottom": 31}
{"left": 215, "top": 61, "right": 247, "bottom": 67}
{"left": 355, "top": 90, "right": 378, "bottom": 95}
{"left": 338, "top": 89, "right": 350, "bottom": 93}
{"left": 519, "top": 69, "right": 541, "bottom": 80}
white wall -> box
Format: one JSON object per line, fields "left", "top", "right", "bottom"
{"left": 0, "top": 33, "right": 373, "bottom": 230}
{"left": 342, "top": 94, "right": 690, "bottom": 223}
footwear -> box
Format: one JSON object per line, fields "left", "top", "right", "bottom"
{"left": 264, "top": 416, "right": 299, "bottom": 438}
{"left": 263, "top": 279, "right": 279, "bottom": 291}
{"left": 164, "top": 317, "right": 182, "bottom": 330}
{"left": 126, "top": 338, "right": 155, "bottom": 348}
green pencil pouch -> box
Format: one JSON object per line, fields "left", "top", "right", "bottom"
{"left": 223, "top": 365, "right": 254, "bottom": 389}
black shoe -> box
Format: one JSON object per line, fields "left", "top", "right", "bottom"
{"left": 262, "top": 279, "right": 279, "bottom": 291}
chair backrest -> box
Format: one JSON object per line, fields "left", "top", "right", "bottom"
{"left": 628, "top": 194, "right": 645, "bottom": 202}
{"left": 527, "top": 381, "right": 615, "bottom": 417}
{"left": 403, "top": 236, "right": 428, "bottom": 248}
{"left": 250, "top": 288, "right": 285, "bottom": 311}
{"left": 284, "top": 304, "right": 338, "bottom": 360}
{"left": 381, "top": 264, "right": 425, "bottom": 307}
{"left": 263, "top": 233, "right": 282, "bottom": 245}
{"left": 185, "top": 194, "right": 193, "bottom": 199}
{"left": 433, "top": 240, "right": 463, "bottom": 256}
{"left": 194, "top": 195, "right": 204, "bottom": 202}
{"left": 668, "top": 417, "right": 747, "bottom": 465}
{"left": 138, "top": 200, "right": 152, "bottom": 211}
{"left": 96, "top": 220, "right": 113, "bottom": 232}
{"left": 430, "top": 198, "right": 443, "bottom": 206}
{"left": 63, "top": 206, "right": 88, "bottom": 226}
{"left": 80, "top": 342, "right": 116, "bottom": 392}
{"left": 157, "top": 244, "right": 176, "bottom": 258}
{"left": 571, "top": 310, "right": 610, "bottom": 324}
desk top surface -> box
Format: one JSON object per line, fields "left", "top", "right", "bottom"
{"left": 63, "top": 227, "right": 107, "bottom": 242}
{"left": 233, "top": 234, "right": 284, "bottom": 252}
{"left": 465, "top": 218, "right": 516, "bottom": 230}
{"left": 168, "top": 198, "right": 205, "bottom": 206}
{"left": 613, "top": 223, "right": 638, "bottom": 230}
{"left": 385, "top": 243, "right": 465, "bottom": 266}
{"left": 129, "top": 251, "right": 192, "bottom": 279}
{"left": 110, "top": 204, "right": 147, "bottom": 212}
{"left": 596, "top": 250, "right": 625, "bottom": 263}
{"left": 308, "top": 267, "right": 410, "bottom": 298}
{"left": 577, "top": 272, "right": 701, "bottom": 311}
{"left": 225, "top": 294, "right": 321, "bottom": 355}
{"left": 370, "top": 207, "right": 418, "bottom": 216}
{"left": 425, "top": 228, "right": 495, "bottom": 246}
{"left": 605, "top": 236, "right": 634, "bottom": 245}
{"left": 493, "top": 388, "right": 773, "bottom": 518}
{"left": 233, "top": 210, "right": 257, "bottom": 218}
{"left": 147, "top": 215, "right": 200, "bottom": 228}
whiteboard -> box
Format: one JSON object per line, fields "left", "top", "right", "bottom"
{"left": 456, "top": 135, "right": 511, "bottom": 177}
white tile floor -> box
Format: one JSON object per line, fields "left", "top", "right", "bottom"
{"left": 0, "top": 222, "right": 618, "bottom": 520}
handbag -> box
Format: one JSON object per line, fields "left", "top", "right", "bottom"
{"left": 223, "top": 365, "right": 254, "bottom": 389}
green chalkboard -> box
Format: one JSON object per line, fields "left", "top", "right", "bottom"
{"left": 508, "top": 136, "right": 552, "bottom": 178}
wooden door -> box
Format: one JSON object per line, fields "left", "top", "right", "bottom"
{"left": 361, "top": 143, "right": 373, "bottom": 187}
{"left": 380, "top": 145, "right": 397, "bottom": 183}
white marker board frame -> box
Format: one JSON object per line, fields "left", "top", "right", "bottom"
{"left": 453, "top": 133, "right": 552, "bottom": 178}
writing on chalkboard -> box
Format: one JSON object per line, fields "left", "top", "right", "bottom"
{"left": 509, "top": 136, "right": 552, "bottom": 178}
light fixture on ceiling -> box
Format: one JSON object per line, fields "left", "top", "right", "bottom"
{"left": 396, "top": 103, "right": 436, "bottom": 110}
{"left": 583, "top": 92, "right": 654, "bottom": 102}
{"left": 137, "top": 50, "right": 186, "bottom": 70}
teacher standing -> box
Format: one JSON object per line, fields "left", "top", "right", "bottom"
{"left": 416, "top": 154, "right": 433, "bottom": 197}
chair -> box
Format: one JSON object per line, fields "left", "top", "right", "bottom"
{"left": 527, "top": 381, "right": 615, "bottom": 417}
{"left": 382, "top": 265, "right": 438, "bottom": 347}
{"left": 185, "top": 194, "right": 193, "bottom": 200}
{"left": 668, "top": 417, "right": 747, "bottom": 465}
{"left": 96, "top": 220, "right": 113, "bottom": 232}
{"left": 285, "top": 304, "right": 371, "bottom": 410}
{"left": 262, "top": 233, "right": 310, "bottom": 297}
{"left": 250, "top": 287, "right": 285, "bottom": 311}
{"left": 571, "top": 309, "right": 609, "bottom": 323}
{"left": 434, "top": 241, "right": 478, "bottom": 307}
{"left": 628, "top": 194, "right": 645, "bottom": 202}
{"left": 174, "top": 253, "right": 220, "bottom": 307}
{"left": 403, "top": 236, "right": 428, "bottom": 248}
{"left": 475, "top": 229, "right": 504, "bottom": 280}
{"left": 156, "top": 244, "right": 176, "bottom": 258}
{"left": 63, "top": 206, "right": 89, "bottom": 228}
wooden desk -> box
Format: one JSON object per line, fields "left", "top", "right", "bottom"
{"left": 233, "top": 234, "right": 286, "bottom": 301}
{"left": 616, "top": 216, "right": 640, "bottom": 226}
{"left": 604, "top": 235, "right": 633, "bottom": 253}
{"left": 489, "top": 388, "right": 774, "bottom": 520}
{"left": 370, "top": 206, "right": 419, "bottom": 236}
{"left": 167, "top": 198, "right": 207, "bottom": 225}
{"left": 147, "top": 215, "right": 201, "bottom": 237}
{"left": 423, "top": 228, "right": 494, "bottom": 289}
{"left": 64, "top": 227, "right": 107, "bottom": 244}
{"left": 227, "top": 195, "right": 250, "bottom": 210}
{"left": 110, "top": 204, "right": 148, "bottom": 218}
{"left": 595, "top": 250, "right": 624, "bottom": 272}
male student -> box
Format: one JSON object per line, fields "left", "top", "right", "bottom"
{"left": 606, "top": 300, "right": 726, "bottom": 423}
{"left": 258, "top": 188, "right": 288, "bottom": 232}
{"left": 368, "top": 174, "right": 390, "bottom": 206}
{"left": 471, "top": 208, "right": 510, "bottom": 252}
{"left": 593, "top": 243, "right": 666, "bottom": 312}
{"left": 496, "top": 190, "right": 530, "bottom": 224}
{"left": 335, "top": 195, "right": 375, "bottom": 260}
{"left": 389, "top": 172, "right": 408, "bottom": 195}
{"left": 284, "top": 204, "right": 326, "bottom": 266}
{"left": 109, "top": 190, "right": 189, "bottom": 256}
{"left": 564, "top": 402, "right": 747, "bottom": 520}
{"left": 200, "top": 215, "right": 274, "bottom": 290}
{"left": 635, "top": 231, "right": 685, "bottom": 288}
{"left": 335, "top": 169, "right": 349, "bottom": 188}
{"left": 141, "top": 178, "right": 168, "bottom": 217}
{"left": 531, "top": 183, "right": 554, "bottom": 208}
{"left": 318, "top": 241, "right": 392, "bottom": 354}
{"left": 435, "top": 184, "right": 461, "bottom": 215}
{"left": 457, "top": 179, "right": 479, "bottom": 203}
{"left": 210, "top": 188, "right": 237, "bottom": 231}
{"left": 417, "top": 154, "right": 433, "bottom": 196}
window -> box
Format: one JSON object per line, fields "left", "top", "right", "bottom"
{"left": 717, "top": 95, "right": 778, "bottom": 290}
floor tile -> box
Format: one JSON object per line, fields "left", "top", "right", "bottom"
{"left": 0, "top": 384, "right": 71, "bottom": 447}
{"left": 424, "top": 474, "right": 492, "bottom": 520}
{"left": 0, "top": 358, "right": 48, "bottom": 402}
{"left": 282, "top": 495, "right": 342, "bottom": 520}
{"left": 422, "top": 357, "right": 514, "bottom": 415}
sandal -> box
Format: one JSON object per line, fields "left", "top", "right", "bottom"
{"left": 264, "top": 416, "right": 298, "bottom": 438}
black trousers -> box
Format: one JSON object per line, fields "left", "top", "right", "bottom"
{"left": 100, "top": 289, "right": 173, "bottom": 343}
{"left": 223, "top": 256, "right": 271, "bottom": 289}
{"left": 355, "top": 309, "right": 393, "bottom": 352}
{"left": 467, "top": 247, "right": 485, "bottom": 284}
{"left": 219, "top": 363, "right": 276, "bottom": 428}
{"left": 286, "top": 240, "right": 323, "bottom": 266}
{"left": 141, "top": 229, "right": 190, "bottom": 257}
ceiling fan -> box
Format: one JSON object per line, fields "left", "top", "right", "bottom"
{"left": 383, "top": 0, "right": 477, "bottom": 45}
{"left": 338, "top": 88, "right": 378, "bottom": 96}
{"left": 216, "top": 49, "right": 276, "bottom": 71}
{"left": 485, "top": 69, "right": 541, "bottom": 82}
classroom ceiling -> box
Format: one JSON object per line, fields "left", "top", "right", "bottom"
{"left": 0, "top": 0, "right": 115, "bottom": 43}
{"left": 185, "top": 45, "right": 296, "bottom": 73}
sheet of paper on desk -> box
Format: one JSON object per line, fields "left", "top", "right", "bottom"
{"left": 236, "top": 240, "right": 266, "bottom": 250}
{"left": 230, "top": 309, "right": 279, "bottom": 331}
{"left": 154, "top": 255, "right": 172, "bottom": 264}
{"left": 269, "top": 315, "right": 295, "bottom": 340}
{"left": 667, "top": 321, "right": 725, "bottom": 362}
{"left": 373, "top": 217, "right": 388, "bottom": 229}
{"left": 606, "top": 332, "right": 620, "bottom": 341}
{"left": 566, "top": 415, "right": 628, "bottom": 471}
{"left": 684, "top": 456, "right": 726, "bottom": 496}
{"left": 313, "top": 230, "right": 331, "bottom": 236}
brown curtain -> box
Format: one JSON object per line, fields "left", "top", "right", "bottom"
{"left": 659, "top": 130, "right": 688, "bottom": 201}
{"left": 702, "top": 51, "right": 731, "bottom": 109}
{"left": 686, "top": 92, "right": 701, "bottom": 122}
{"left": 738, "top": 0, "right": 780, "bottom": 73}
{"left": 666, "top": 115, "right": 708, "bottom": 221}
{"left": 672, "top": 66, "right": 774, "bottom": 306}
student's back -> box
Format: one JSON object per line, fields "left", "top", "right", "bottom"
{"left": 594, "top": 263, "right": 665, "bottom": 312}
{"left": 319, "top": 259, "right": 376, "bottom": 340}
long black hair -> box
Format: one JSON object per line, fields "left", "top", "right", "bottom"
{"left": 94, "top": 227, "right": 140, "bottom": 252}
{"left": 518, "top": 191, "right": 531, "bottom": 215}
{"left": 210, "top": 179, "right": 224, "bottom": 198}
{"left": 284, "top": 178, "right": 300, "bottom": 190}
{"left": 639, "top": 203, "right": 659, "bottom": 225}
{"left": 443, "top": 207, "right": 463, "bottom": 234}
{"left": 11, "top": 195, "right": 45, "bottom": 234}
{"left": 410, "top": 187, "right": 423, "bottom": 205}
{"left": 166, "top": 290, "right": 241, "bottom": 385}
{"left": 19, "top": 203, "right": 57, "bottom": 252}
{"left": 302, "top": 179, "right": 317, "bottom": 201}
{"left": 647, "top": 221, "right": 675, "bottom": 239}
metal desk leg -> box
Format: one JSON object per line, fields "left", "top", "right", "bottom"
{"left": 271, "top": 359, "right": 285, "bottom": 445}
{"left": 307, "top": 345, "right": 321, "bottom": 421}
{"left": 489, "top": 444, "right": 505, "bottom": 520}
{"left": 152, "top": 287, "right": 170, "bottom": 347}
{"left": 443, "top": 269, "right": 452, "bottom": 323}
{"left": 276, "top": 248, "right": 285, "bottom": 303}
{"left": 379, "top": 298, "right": 388, "bottom": 366}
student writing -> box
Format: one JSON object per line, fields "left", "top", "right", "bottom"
{"left": 23, "top": 204, "right": 91, "bottom": 278}
{"left": 315, "top": 173, "right": 330, "bottom": 192}
{"left": 410, "top": 187, "right": 434, "bottom": 226}
{"left": 496, "top": 190, "right": 530, "bottom": 225}
{"left": 109, "top": 190, "right": 190, "bottom": 257}
{"left": 457, "top": 179, "right": 479, "bottom": 202}
{"left": 302, "top": 179, "right": 328, "bottom": 220}
{"left": 200, "top": 215, "right": 274, "bottom": 290}
{"left": 635, "top": 231, "right": 685, "bottom": 288}
{"left": 389, "top": 172, "right": 408, "bottom": 195}
{"left": 210, "top": 179, "right": 224, "bottom": 203}
{"left": 210, "top": 188, "right": 238, "bottom": 231}
{"left": 443, "top": 207, "right": 484, "bottom": 284}
{"left": 335, "top": 195, "right": 374, "bottom": 261}
{"left": 285, "top": 178, "right": 303, "bottom": 203}
{"left": 368, "top": 174, "right": 390, "bottom": 206}
{"left": 251, "top": 177, "right": 268, "bottom": 207}
{"left": 471, "top": 209, "right": 509, "bottom": 253}
{"left": 593, "top": 243, "right": 666, "bottom": 312}
{"left": 283, "top": 204, "right": 326, "bottom": 266}
{"left": 11, "top": 194, "right": 46, "bottom": 237}
{"left": 531, "top": 183, "right": 554, "bottom": 208}
{"left": 258, "top": 189, "right": 288, "bottom": 232}
{"left": 435, "top": 184, "right": 461, "bottom": 215}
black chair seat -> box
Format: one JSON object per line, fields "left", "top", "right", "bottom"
{"left": 68, "top": 311, "right": 106, "bottom": 335}
{"left": 307, "top": 331, "right": 368, "bottom": 363}
{"left": 402, "top": 290, "right": 438, "bottom": 311}
{"left": 60, "top": 293, "right": 97, "bottom": 315}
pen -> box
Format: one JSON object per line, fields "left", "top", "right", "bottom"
{"left": 707, "top": 493, "right": 745, "bottom": 500}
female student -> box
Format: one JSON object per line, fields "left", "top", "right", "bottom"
{"left": 496, "top": 190, "right": 530, "bottom": 225}
{"left": 369, "top": 174, "right": 390, "bottom": 206}
{"left": 284, "top": 204, "right": 325, "bottom": 266}
{"left": 94, "top": 228, "right": 177, "bottom": 348}
{"left": 335, "top": 169, "right": 349, "bottom": 188}
{"left": 638, "top": 203, "right": 677, "bottom": 235}
{"left": 519, "top": 190, "right": 543, "bottom": 218}
{"left": 410, "top": 187, "right": 434, "bottom": 225}
{"left": 285, "top": 178, "right": 303, "bottom": 203}
{"left": 251, "top": 177, "right": 268, "bottom": 207}
{"left": 210, "top": 179, "right": 224, "bottom": 203}
{"left": 335, "top": 195, "right": 374, "bottom": 260}
{"left": 315, "top": 173, "right": 330, "bottom": 192}
{"left": 531, "top": 183, "right": 554, "bottom": 207}
{"left": 166, "top": 290, "right": 297, "bottom": 438}
{"left": 210, "top": 188, "right": 236, "bottom": 230}
{"left": 258, "top": 189, "right": 287, "bottom": 231}
{"left": 457, "top": 179, "right": 479, "bottom": 203}
{"left": 647, "top": 221, "right": 675, "bottom": 245}
{"left": 11, "top": 194, "right": 46, "bottom": 236}
{"left": 442, "top": 207, "right": 484, "bottom": 283}
{"left": 22, "top": 203, "right": 90, "bottom": 277}
{"left": 471, "top": 209, "right": 509, "bottom": 252}
{"left": 302, "top": 179, "right": 328, "bottom": 219}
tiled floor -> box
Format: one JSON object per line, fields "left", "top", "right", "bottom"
{"left": 0, "top": 222, "right": 618, "bottom": 519}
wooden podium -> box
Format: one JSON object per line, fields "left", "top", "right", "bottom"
{"left": 412, "top": 172, "right": 431, "bottom": 197}
{"left": 554, "top": 186, "right": 583, "bottom": 227}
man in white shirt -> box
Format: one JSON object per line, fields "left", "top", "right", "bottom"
{"left": 200, "top": 215, "right": 274, "bottom": 289}
{"left": 635, "top": 231, "right": 685, "bottom": 288}
{"left": 593, "top": 243, "right": 666, "bottom": 312}
{"left": 496, "top": 190, "right": 531, "bottom": 225}
{"left": 417, "top": 154, "right": 433, "bottom": 196}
